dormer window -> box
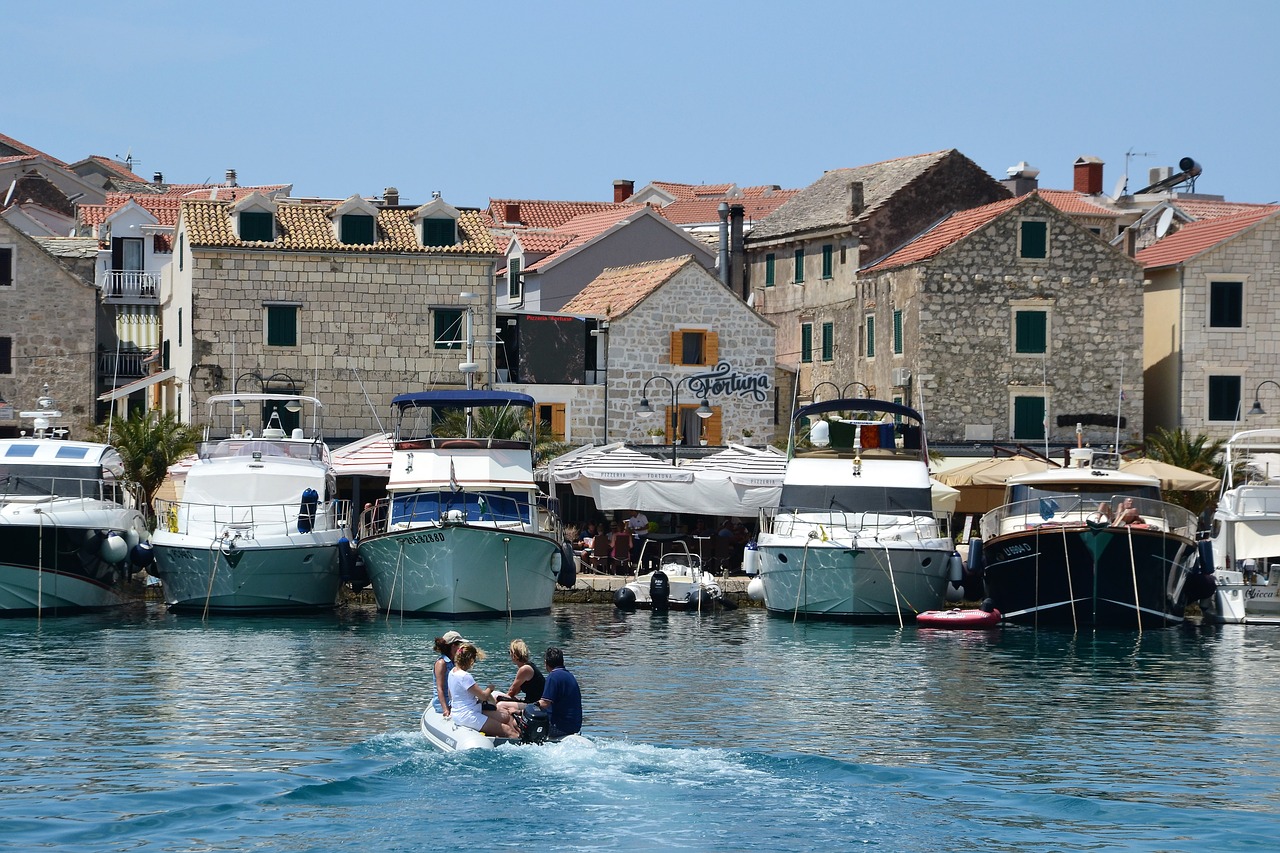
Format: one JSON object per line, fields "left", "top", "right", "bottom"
{"left": 411, "top": 197, "right": 461, "bottom": 249}
{"left": 341, "top": 214, "right": 375, "bottom": 245}
{"left": 231, "top": 192, "right": 279, "bottom": 242}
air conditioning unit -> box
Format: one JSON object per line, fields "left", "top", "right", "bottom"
{"left": 891, "top": 367, "right": 911, "bottom": 386}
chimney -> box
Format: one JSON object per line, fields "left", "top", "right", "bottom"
{"left": 1073, "top": 156, "right": 1104, "bottom": 194}
{"left": 504, "top": 202, "right": 521, "bottom": 225}
{"left": 717, "top": 203, "right": 730, "bottom": 286}
{"left": 225, "top": 168, "right": 237, "bottom": 187}
{"left": 1002, "top": 162, "right": 1040, "bottom": 196}
{"left": 729, "top": 204, "right": 746, "bottom": 300}
{"left": 383, "top": 186, "right": 400, "bottom": 206}
{"left": 613, "top": 179, "right": 634, "bottom": 204}
{"left": 152, "top": 171, "right": 164, "bottom": 185}
{"left": 848, "top": 181, "right": 864, "bottom": 218}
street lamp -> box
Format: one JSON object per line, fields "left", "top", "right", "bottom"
{"left": 811, "top": 380, "right": 871, "bottom": 402}
{"left": 636, "top": 375, "right": 713, "bottom": 465}
{"left": 1248, "top": 380, "right": 1280, "bottom": 416}
{"left": 265, "top": 373, "right": 303, "bottom": 412}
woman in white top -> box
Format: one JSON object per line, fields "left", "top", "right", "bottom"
{"left": 446, "top": 643, "right": 518, "bottom": 737}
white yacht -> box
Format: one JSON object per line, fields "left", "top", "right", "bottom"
{"left": 1203, "top": 429, "right": 1280, "bottom": 623}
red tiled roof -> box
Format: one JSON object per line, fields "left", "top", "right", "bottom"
{"left": 1036, "top": 189, "right": 1122, "bottom": 217}
{"left": 79, "top": 194, "right": 184, "bottom": 227}
{"left": 513, "top": 231, "right": 574, "bottom": 254}
{"left": 657, "top": 191, "right": 798, "bottom": 225}
{"left": 0, "top": 133, "right": 65, "bottom": 166}
{"left": 1170, "top": 199, "right": 1276, "bottom": 221}
{"left": 523, "top": 206, "right": 643, "bottom": 272}
{"left": 77, "top": 155, "right": 148, "bottom": 183}
{"left": 1136, "top": 207, "right": 1280, "bottom": 269}
{"left": 863, "top": 196, "right": 1024, "bottom": 272}
{"left": 649, "top": 181, "right": 736, "bottom": 200}
{"left": 486, "top": 199, "right": 624, "bottom": 229}
{"left": 560, "top": 255, "right": 695, "bottom": 318}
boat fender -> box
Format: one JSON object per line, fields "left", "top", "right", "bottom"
{"left": 649, "top": 569, "right": 671, "bottom": 611}
{"left": 130, "top": 540, "right": 155, "bottom": 568}
{"left": 1195, "top": 539, "right": 1215, "bottom": 575}
{"left": 948, "top": 550, "right": 964, "bottom": 587}
{"left": 980, "top": 598, "right": 996, "bottom": 613}
{"left": 124, "top": 528, "right": 140, "bottom": 549}
{"left": 337, "top": 536, "right": 357, "bottom": 582}
{"left": 556, "top": 539, "right": 577, "bottom": 588}
{"left": 100, "top": 531, "right": 129, "bottom": 564}
{"left": 297, "top": 488, "right": 319, "bottom": 533}
{"left": 746, "top": 577, "right": 765, "bottom": 603}
{"left": 965, "top": 537, "right": 985, "bottom": 577}
{"left": 613, "top": 585, "right": 637, "bottom": 611}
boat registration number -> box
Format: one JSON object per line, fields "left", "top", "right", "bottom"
{"left": 402, "top": 531, "right": 447, "bottom": 545}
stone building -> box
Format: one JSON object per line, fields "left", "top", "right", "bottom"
{"left": 165, "top": 191, "right": 502, "bottom": 441}
{"left": 559, "top": 255, "right": 776, "bottom": 448}
{"left": 855, "top": 193, "right": 1145, "bottom": 445}
{"left": 1137, "top": 206, "right": 1280, "bottom": 439}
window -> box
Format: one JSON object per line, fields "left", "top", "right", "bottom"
{"left": 508, "top": 258, "right": 522, "bottom": 300}
{"left": 0, "top": 247, "right": 11, "bottom": 286}
{"left": 865, "top": 314, "right": 875, "bottom": 358}
{"left": 239, "top": 211, "right": 274, "bottom": 242}
{"left": 801, "top": 323, "right": 813, "bottom": 363}
{"left": 1208, "top": 375, "right": 1242, "bottom": 422}
{"left": 1019, "top": 220, "right": 1048, "bottom": 259}
{"left": 893, "top": 310, "right": 903, "bottom": 354}
{"left": 793, "top": 248, "right": 805, "bottom": 283}
{"left": 821, "top": 244, "right": 833, "bottom": 280}
{"left": 537, "top": 403, "right": 566, "bottom": 441}
{"left": 0, "top": 336, "right": 10, "bottom": 373}
{"left": 340, "top": 214, "right": 375, "bottom": 245}
{"left": 178, "top": 308, "right": 183, "bottom": 347}
{"left": 265, "top": 304, "right": 298, "bottom": 347}
{"left": 821, "top": 322, "right": 833, "bottom": 361}
{"left": 1209, "top": 281, "right": 1243, "bottom": 328}
{"left": 433, "top": 308, "right": 464, "bottom": 350}
{"left": 422, "top": 218, "right": 456, "bottom": 247}
{"left": 178, "top": 234, "right": 183, "bottom": 272}
{"left": 1013, "top": 395, "right": 1046, "bottom": 440}
{"left": 670, "top": 329, "right": 717, "bottom": 366}
{"left": 1015, "top": 309, "right": 1048, "bottom": 354}
{"left": 765, "top": 253, "right": 775, "bottom": 287}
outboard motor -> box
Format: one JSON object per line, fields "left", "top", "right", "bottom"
{"left": 649, "top": 569, "right": 670, "bottom": 611}
{"left": 519, "top": 704, "right": 552, "bottom": 744}
{"left": 297, "top": 488, "right": 319, "bottom": 533}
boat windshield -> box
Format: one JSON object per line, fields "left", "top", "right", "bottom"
{"left": 1008, "top": 482, "right": 1161, "bottom": 506}
{"left": 391, "top": 490, "right": 532, "bottom": 525}
{"left": 199, "top": 439, "right": 325, "bottom": 463}
{"left": 779, "top": 484, "right": 932, "bottom": 513}
{"left": 0, "top": 463, "right": 107, "bottom": 498}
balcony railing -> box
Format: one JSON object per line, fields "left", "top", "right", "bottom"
{"left": 101, "top": 270, "right": 161, "bottom": 301}
{"left": 98, "top": 351, "right": 148, "bottom": 380}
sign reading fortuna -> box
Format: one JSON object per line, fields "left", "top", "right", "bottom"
{"left": 687, "top": 361, "right": 771, "bottom": 402}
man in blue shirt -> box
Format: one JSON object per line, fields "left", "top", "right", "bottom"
{"left": 536, "top": 647, "right": 582, "bottom": 736}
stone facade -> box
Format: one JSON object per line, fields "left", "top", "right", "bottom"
{"left": 0, "top": 219, "right": 99, "bottom": 437}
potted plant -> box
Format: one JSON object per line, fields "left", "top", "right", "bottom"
{"left": 646, "top": 427, "right": 666, "bottom": 445}
{"left": 741, "top": 428, "right": 754, "bottom": 444}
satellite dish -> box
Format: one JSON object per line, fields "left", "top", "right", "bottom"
{"left": 1111, "top": 175, "right": 1128, "bottom": 200}
{"left": 1155, "top": 207, "right": 1175, "bottom": 238}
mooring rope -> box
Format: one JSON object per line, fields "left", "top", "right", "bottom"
{"left": 793, "top": 535, "right": 814, "bottom": 624}
{"left": 1127, "top": 525, "right": 1142, "bottom": 634}
{"left": 36, "top": 510, "right": 45, "bottom": 623}
{"left": 502, "top": 536, "right": 512, "bottom": 621}
{"left": 387, "top": 538, "right": 406, "bottom": 624}
{"left": 1063, "top": 524, "right": 1077, "bottom": 632}
{"left": 202, "top": 533, "right": 221, "bottom": 621}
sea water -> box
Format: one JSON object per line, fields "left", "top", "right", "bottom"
{"left": 2, "top": 604, "right": 1278, "bottom": 852}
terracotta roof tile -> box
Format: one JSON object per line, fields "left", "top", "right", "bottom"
{"left": 560, "top": 255, "right": 694, "bottom": 319}
{"left": 79, "top": 194, "right": 184, "bottom": 227}
{"left": 486, "top": 199, "right": 624, "bottom": 229}
{"left": 863, "top": 196, "right": 1024, "bottom": 272}
{"left": 1170, "top": 199, "right": 1276, "bottom": 220}
{"left": 0, "top": 133, "right": 65, "bottom": 166}
{"left": 522, "top": 206, "right": 643, "bottom": 272}
{"left": 513, "top": 231, "right": 575, "bottom": 254}
{"left": 1036, "top": 189, "right": 1123, "bottom": 217}
{"left": 181, "top": 200, "right": 498, "bottom": 255}
{"left": 657, "top": 191, "right": 798, "bottom": 225}
{"left": 76, "top": 155, "right": 148, "bottom": 183}
{"left": 1136, "top": 207, "right": 1280, "bottom": 269}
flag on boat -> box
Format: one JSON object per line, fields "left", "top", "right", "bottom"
{"left": 449, "top": 458, "right": 461, "bottom": 492}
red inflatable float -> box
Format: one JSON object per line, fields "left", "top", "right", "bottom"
{"left": 916, "top": 606, "right": 1001, "bottom": 629}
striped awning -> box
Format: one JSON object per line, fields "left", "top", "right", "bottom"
{"left": 329, "top": 432, "right": 394, "bottom": 477}
{"left": 114, "top": 307, "right": 160, "bottom": 350}
{"left": 547, "top": 442, "right": 692, "bottom": 483}
{"left": 680, "top": 444, "right": 787, "bottom": 487}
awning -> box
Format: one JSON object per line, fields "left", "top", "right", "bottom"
{"left": 97, "top": 368, "right": 175, "bottom": 402}
{"left": 329, "top": 432, "right": 395, "bottom": 476}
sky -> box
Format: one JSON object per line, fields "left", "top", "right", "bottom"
{"left": 8, "top": 1, "right": 1280, "bottom": 208}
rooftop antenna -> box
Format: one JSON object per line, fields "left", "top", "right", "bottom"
{"left": 1119, "top": 148, "right": 1154, "bottom": 197}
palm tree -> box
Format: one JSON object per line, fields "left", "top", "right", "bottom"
{"left": 94, "top": 410, "right": 200, "bottom": 520}
{"left": 1144, "top": 426, "right": 1225, "bottom": 515}
{"left": 430, "top": 406, "right": 571, "bottom": 465}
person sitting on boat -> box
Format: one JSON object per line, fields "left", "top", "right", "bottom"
{"left": 1115, "top": 498, "right": 1141, "bottom": 526}
{"left": 1087, "top": 502, "right": 1112, "bottom": 525}
{"left": 494, "top": 638, "right": 545, "bottom": 716}
{"left": 447, "top": 643, "right": 519, "bottom": 738}
{"left": 432, "top": 630, "right": 467, "bottom": 715}
{"left": 535, "top": 646, "right": 582, "bottom": 737}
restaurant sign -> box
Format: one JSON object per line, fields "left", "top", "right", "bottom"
{"left": 687, "top": 361, "right": 770, "bottom": 402}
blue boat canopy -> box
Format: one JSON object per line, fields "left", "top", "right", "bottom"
{"left": 794, "top": 398, "right": 923, "bottom": 423}
{"left": 391, "top": 391, "right": 536, "bottom": 410}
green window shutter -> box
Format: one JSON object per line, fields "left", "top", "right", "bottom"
{"left": 794, "top": 248, "right": 805, "bottom": 283}
{"left": 508, "top": 259, "right": 522, "bottom": 299}
{"left": 239, "top": 211, "right": 274, "bottom": 241}
{"left": 866, "top": 315, "right": 875, "bottom": 358}
{"left": 765, "top": 253, "right": 775, "bottom": 287}
{"left": 821, "top": 244, "right": 833, "bottom": 279}
{"left": 422, "top": 217, "right": 456, "bottom": 247}
{"left": 821, "top": 322, "right": 833, "bottom": 361}
{"left": 1015, "top": 310, "right": 1047, "bottom": 353}
{"left": 266, "top": 305, "right": 298, "bottom": 347}
{"left": 1210, "top": 281, "right": 1243, "bottom": 328}
{"left": 434, "top": 308, "right": 464, "bottom": 350}
{"left": 1013, "top": 396, "right": 1046, "bottom": 440}
{"left": 893, "top": 310, "right": 903, "bottom": 354}
{"left": 341, "top": 214, "right": 376, "bottom": 245}
{"left": 1208, "top": 375, "right": 1242, "bottom": 421}
{"left": 1020, "top": 221, "right": 1048, "bottom": 258}
{"left": 801, "top": 323, "right": 813, "bottom": 363}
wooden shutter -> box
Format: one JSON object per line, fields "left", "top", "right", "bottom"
{"left": 1020, "top": 221, "right": 1047, "bottom": 258}
{"left": 704, "top": 406, "right": 722, "bottom": 445}
{"left": 705, "top": 331, "right": 719, "bottom": 365}
{"left": 1015, "top": 311, "right": 1047, "bottom": 353}
{"left": 1013, "top": 396, "right": 1045, "bottom": 440}
{"left": 669, "top": 331, "right": 681, "bottom": 364}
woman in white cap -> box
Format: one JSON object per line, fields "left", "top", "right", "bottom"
{"left": 448, "top": 643, "right": 518, "bottom": 737}
{"left": 432, "top": 630, "right": 467, "bottom": 716}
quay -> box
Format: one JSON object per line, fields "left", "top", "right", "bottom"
{"left": 555, "top": 574, "right": 757, "bottom": 607}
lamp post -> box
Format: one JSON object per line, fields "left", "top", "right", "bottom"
{"left": 810, "top": 381, "right": 870, "bottom": 402}
{"left": 1248, "top": 380, "right": 1280, "bottom": 416}
{"left": 636, "top": 375, "right": 713, "bottom": 465}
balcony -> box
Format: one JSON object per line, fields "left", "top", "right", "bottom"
{"left": 101, "top": 270, "right": 161, "bottom": 303}
{"left": 98, "top": 350, "right": 148, "bottom": 380}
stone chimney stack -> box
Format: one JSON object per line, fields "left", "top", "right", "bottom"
{"left": 1074, "top": 156, "right": 1104, "bottom": 194}
{"left": 1002, "top": 162, "right": 1041, "bottom": 197}
{"left": 613, "top": 179, "right": 634, "bottom": 203}
{"left": 383, "top": 187, "right": 400, "bottom": 206}
{"left": 153, "top": 171, "right": 164, "bottom": 185}
{"left": 504, "top": 202, "right": 521, "bottom": 225}
{"left": 848, "top": 181, "right": 864, "bottom": 218}
{"left": 729, "top": 204, "right": 746, "bottom": 300}
{"left": 225, "top": 168, "right": 237, "bottom": 186}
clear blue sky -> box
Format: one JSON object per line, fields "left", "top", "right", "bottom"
{"left": 9, "top": 1, "right": 1279, "bottom": 207}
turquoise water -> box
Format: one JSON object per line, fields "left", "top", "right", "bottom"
{"left": 2, "top": 605, "right": 1279, "bottom": 852}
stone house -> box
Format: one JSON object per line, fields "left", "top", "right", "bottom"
{"left": 0, "top": 218, "right": 101, "bottom": 437}
{"left": 164, "top": 191, "right": 502, "bottom": 441}
{"left": 558, "top": 255, "right": 776, "bottom": 449}
{"left": 745, "top": 149, "right": 1012, "bottom": 406}
{"left": 1137, "top": 206, "right": 1280, "bottom": 439}
{"left": 855, "top": 193, "right": 1145, "bottom": 446}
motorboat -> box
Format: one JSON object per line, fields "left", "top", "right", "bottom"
{"left": 357, "top": 391, "right": 575, "bottom": 618}
{"left": 979, "top": 448, "right": 1204, "bottom": 628}
{"left": 0, "top": 387, "right": 151, "bottom": 615}
{"left": 612, "top": 534, "right": 733, "bottom": 611}
{"left": 1202, "top": 429, "right": 1280, "bottom": 624}
{"left": 149, "top": 393, "right": 350, "bottom": 614}
{"left": 753, "top": 397, "right": 955, "bottom": 623}
{"left": 420, "top": 703, "right": 586, "bottom": 752}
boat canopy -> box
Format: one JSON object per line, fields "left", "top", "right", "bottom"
{"left": 794, "top": 398, "right": 923, "bottom": 424}
{"left": 392, "top": 391, "right": 535, "bottom": 410}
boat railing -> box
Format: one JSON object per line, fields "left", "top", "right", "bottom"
{"left": 761, "top": 506, "right": 941, "bottom": 541}
{"left": 358, "top": 491, "right": 536, "bottom": 539}
{"left": 0, "top": 473, "right": 141, "bottom": 508}
{"left": 980, "top": 496, "right": 1197, "bottom": 540}
{"left": 197, "top": 439, "right": 327, "bottom": 463}
{"left": 1224, "top": 486, "right": 1280, "bottom": 518}
{"left": 155, "top": 497, "right": 350, "bottom": 538}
